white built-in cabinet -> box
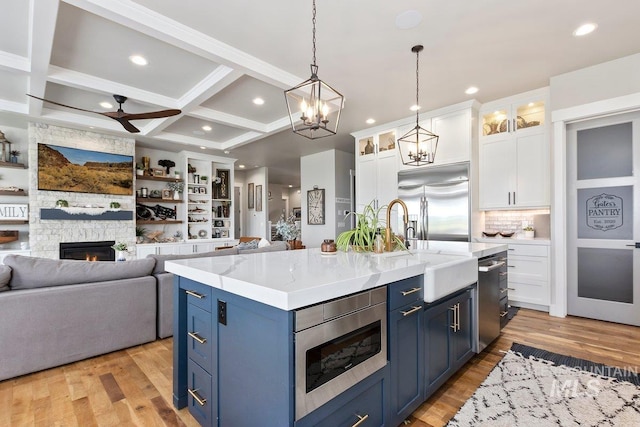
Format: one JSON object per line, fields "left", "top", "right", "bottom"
{"left": 354, "top": 129, "right": 398, "bottom": 213}
{"left": 478, "top": 88, "right": 550, "bottom": 210}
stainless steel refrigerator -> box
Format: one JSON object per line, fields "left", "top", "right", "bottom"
{"left": 397, "top": 162, "right": 470, "bottom": 242}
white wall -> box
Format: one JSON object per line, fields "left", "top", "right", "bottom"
{"left": 551, "top": 53, "right": 640, "bottom": 111}
{"left": 245, "top": 167, "right": 268, "bottom": 238}
{"left": 300, "top": 149, "right": 354, "bottom": 248}
{"left": 334, "top": 150, "right": 355, "bottom": 237}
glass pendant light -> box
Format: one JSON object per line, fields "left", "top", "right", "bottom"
{"left": 397, "top": 45, "right": 439, "bottom": 166}
{"left": 284, "top": 0, "right": 344, "bottom": 139}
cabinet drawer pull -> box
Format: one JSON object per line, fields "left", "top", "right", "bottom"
{"left": 400, "top": 306, "right": 422, "bottom": 317}
{"left": 401, "top": 287, "right": 421, "bottom": 296}
{"left": 500, "top": 311, "right": 509, "bottom": 318}
{"left": 188, "top": 331, "right": 207, "bottom": 344}
{"left": 188, "top": 388, "right": 207, "bottom": 406}
{"left": 352, "top": 414, "right": 369, "bottom": 427}
{"left": 507, "top": 265, "right": 515, "bottom": 268}
{"left": 500, "top": 288, "right": 508, "bottom": 294}
{"left": 185, "top": 290, "right": 205, "bottom": 299}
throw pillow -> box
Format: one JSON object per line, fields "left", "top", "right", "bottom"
{"left": 237, "top": 239, "right": 259, "bottom": 250}
{"left": 258, "top": 238, "right": 271, "bottom": 248}
{"left": 0, "top": 265, "right": 11, "bottom": 292}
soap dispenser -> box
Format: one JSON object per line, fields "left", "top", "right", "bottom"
{"left": 374, "top": 228, "right": 385, "bottom": 254}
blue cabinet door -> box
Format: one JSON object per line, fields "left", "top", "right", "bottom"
{"left": 423, "top": 296, "right": 454, "bottom": 398}
{"left": 388, "top": 302, "right": 423, "bottom": 427}
{"left": 451, "top": 290, "right": 474, "bottom": 370}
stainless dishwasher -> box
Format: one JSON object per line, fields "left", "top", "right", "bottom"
{"left": 477, "top": 251, "right": 507, "bottom": 352}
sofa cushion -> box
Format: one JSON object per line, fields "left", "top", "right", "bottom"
{"left": 0, "top": 265, "right": 11, "bottom": 292}
{"left": 238, "top": 240, "right": 289, "bottom": 254}
{"left": 148, "top": 247, "right": 238, "bottom": 274}
{"left": 3, "top": 255, "right": 156, "bottom": 291}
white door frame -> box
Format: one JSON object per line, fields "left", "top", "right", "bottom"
{"left": 550, "top": 92, "right": 640, "bottom": 317}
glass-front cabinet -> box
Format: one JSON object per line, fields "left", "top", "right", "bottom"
{"left": 354, "top": 129, "right": 398, "bottom": 213}
{"left": 357, "top": 130, "right": 396, "bottom": 160}
{"left": 481, "top": 100, "right": 545, "bottom": 138}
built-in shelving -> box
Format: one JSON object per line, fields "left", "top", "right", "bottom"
{"left": 136, "top": 175, "right": 182, "bottom": 183}
{"left": 0, "top": 220, "right": 28, "bottom": 224}
{"left": 0, "top": 190, "right": 26, "bottom": 196}
{"left": 137, "top": 220, "right": 184, "bottom": 225}
{"left": 136, "top": 197, "right": 183, "bottom": 204}
{"left": 0, "top": 161, "right": 27, "bottom": 169}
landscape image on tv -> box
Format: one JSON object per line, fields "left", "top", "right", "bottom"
{"left": 38, "top": 144, "right": 134, "bottom": 195}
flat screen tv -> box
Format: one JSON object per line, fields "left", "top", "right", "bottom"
{"left": 38, "top": 144, "right": 134, "bottom": 195}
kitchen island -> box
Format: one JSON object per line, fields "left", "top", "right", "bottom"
{"left": 167, "top": 242, "right": 506, "bottom": 426}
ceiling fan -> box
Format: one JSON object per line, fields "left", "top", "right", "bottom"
{"left": 26, "top": 94, "right": 181, "bottom": 133}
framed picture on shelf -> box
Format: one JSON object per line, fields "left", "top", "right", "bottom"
{"left": 198, "top": 187, "right": 206, "bottom": 194}
{"left": 221, "top": 229, "right": 229, "bottom": 238}
{"left": 214, "top": 220, "right": 224, "bottom": 227}
{"left": 161, "top": 189, "right": 173, "bottom": 200}
{"left": 248, "top": 183, "right": 254, "bottom": 209}
{"left": 256, "top": 185, "right": 263, "bottom": 212}
{"left": 292, "top": 207, "right": 301, "bottom": 220}
{"left": 152, "top": 168, "right": 165, "bottom": 177}
{"left": 216, "top": 169, "right": 230, "bottom": 199}
{"left": 307, "top": 187, "right": 325, "bottom": 225}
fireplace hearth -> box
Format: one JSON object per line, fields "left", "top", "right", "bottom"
{"left": 59, "top": 241, "right": 115, "bottom": 261}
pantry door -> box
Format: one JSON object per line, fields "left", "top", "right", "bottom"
{"left": 566, "top": 111, "right": 640, "bottom": 326}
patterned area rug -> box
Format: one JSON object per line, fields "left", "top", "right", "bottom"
{"left": 447, "top": 343, "right": 640, "bottom": 426}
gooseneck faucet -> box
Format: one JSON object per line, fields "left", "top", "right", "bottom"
{"left": 385, "top": 199, "right": 409, "bottom": 252}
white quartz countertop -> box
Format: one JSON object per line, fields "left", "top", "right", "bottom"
{"left": 473, "top": 236, "right": 551, "bottom": 246}
{"left": 165, "top": 242, "right": 507, "bottom": 311}
{"left": 408, "top": 240, "right": 508, "bottom": 258}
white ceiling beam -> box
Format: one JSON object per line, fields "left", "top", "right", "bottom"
{"left": 188, "top": 106, "right": 268, "bottom": 133}
{"left": 62, "top": 0, "right": 303, "bottom": 90}
{"left": 47, "top": 66, "right": 179, "bottom": 108}
{"left": 0, "top": 51, "right": 30, "bottom": 73}
{"left": 26, "top": 0, "right": 59, "bottom": 115}
{"left": 0, "top": 100, "right": 28, "bottom": 115}
{"left": 153, "top": 131, "right": 225, "bottom": 151}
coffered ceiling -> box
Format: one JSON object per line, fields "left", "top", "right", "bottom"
{"left": 2, "top": 0, "right": 640, "bottom": 185}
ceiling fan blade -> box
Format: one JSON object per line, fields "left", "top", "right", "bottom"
{"left": 27, "top": 94, "right": 101, "bottom": 115}
{"left": 112, "top": 117, "right": 140, "bottom": 133}
{"left": 121, "top": 109, "right": 182, "bottom": 120}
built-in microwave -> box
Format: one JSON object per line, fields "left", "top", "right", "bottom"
{"left": 294, "top": 286, "right": 387, "bottom": 420}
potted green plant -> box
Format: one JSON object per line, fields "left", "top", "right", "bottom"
{"left": 109, "top": 201, "right": 121, "bottom": 209}
{"left": 167, "top": 181, "right": 184, "bottom": 200}
{"left": 336, "top": 202, "right": 407, "bottom": 252}
{"left": 9, "top": 150, "right": 20, "bottom": 163}
{"left": 135, "top": 226, "right": 147, "bottom": 244}
{"left": 275, "top": 214, "right": 300, "bottom": 245}
{"left": 111, "top": 242, "right": 129, "bottom": 262}
{"left": 55, "top": 199, "right": 69, "bottom": 208}
{"left": 523, "top": 226, "right": 535, "bottom": 239}
{"left": 136, "top": 163, "right": 145, "bottom": 176}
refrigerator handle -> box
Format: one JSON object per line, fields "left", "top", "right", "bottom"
{"left": 420, "top": 196, "right": 429, "bottom": 240}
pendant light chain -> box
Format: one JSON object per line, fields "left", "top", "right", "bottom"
{"left": 311, "top": 0, "right": 317, "bottom": 67}
{"left": 415, "top": 47, "right": 420, "bottom": 125}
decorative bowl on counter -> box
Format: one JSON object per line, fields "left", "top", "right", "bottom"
{"left": 482, "top": 231, "right": 499, "bottom": 237}
{"left": 499, "top": 231, "right": 515, "bottom": 237}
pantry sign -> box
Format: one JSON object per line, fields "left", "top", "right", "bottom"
{"left": 0, "top": 204, "right": 28, "bottom": 220}
{"left": 586, "top": 193, "right": 622, "bottom": 231}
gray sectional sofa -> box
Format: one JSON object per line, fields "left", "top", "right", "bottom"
{"left": 0, "top": 240, "right": 289, "bottom": 381}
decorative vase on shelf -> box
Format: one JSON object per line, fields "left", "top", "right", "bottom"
{"left": 116, "top": 251, "right": 126, "bottom": 262}
{"left": 173, "top": 191, "right": 181, "bottom": 200}
{"left": 364, "top": 139, "right": 374, "bottom": 154}
{"left": 10, "top": 155, "right": 17, "bottom": 163}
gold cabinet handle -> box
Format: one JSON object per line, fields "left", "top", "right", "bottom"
{"left": 188, "top": 331, "right": 206, "bottom": 344}
{"left": 352, "top": 413, "right": 369, "bottom": 427}
{"left": 401, "top": 287, "right": 421, "bottom": 296}
{"left": 188, "top": 388, "right": 207, "bottom": 406}
{"left": 500, "top": 311, "right": 509, "bottom": 318}
{"left": 400, "top": 306, "right": 422, "bottom": 317}
{"left": 185, "top": 290, "right": 205, "bottom": 299}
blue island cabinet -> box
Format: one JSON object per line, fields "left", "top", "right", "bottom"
{"left": 423, "top": 287, "right": 475, "bottom": 399}
{"left": 387, "top": 276, "right": 424, "bottom": 427}
{"left": 173, "top": 277, "right": 295, "bottom": 426}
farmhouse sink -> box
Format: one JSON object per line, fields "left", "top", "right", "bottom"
{"left": 422, "top": 255, "right": 478, "bottom": 303}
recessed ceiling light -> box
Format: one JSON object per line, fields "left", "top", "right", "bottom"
{"left": 129, "top": 55, "right": 148, "bottom": 66}
{"left": 573, "top": 23, "right": 597, "bottom": 36}
{"left": 465, "top": 86, "right": 478, "bottom": 95}
{"left": 200, "top": 146, "right": 206, "bottom": 150}
{"left": 288, "top": 185, "right": 293, "bottom": 188}
{"left": 366, "top": 118, "right": 376, "bottom": 124}
{"left": 100, "top": 102, "right": 113, "bottom": 109}
{"left": 193, "top": 130, "right": 205, "bottom": 136}
{"left": 238, "top": 164, "right": 245, "bottom": 169}
{"left": 253, "top": 97, "right": 265, "bottom": 105}
{"left": 395, "top": 10, "right": 422, "bottom": 29}
{"left": 410, "top": 105, "right": 420, "bottom": 111}
{"left": 223, "top": 150, "right": 230, "bottom": 154}
{"left": 202, "top": 125, "right": 212, "bottom": 131}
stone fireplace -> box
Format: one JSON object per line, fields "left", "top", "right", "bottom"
{"left": 28, "top": 123, "right": 136, "bottom": 259}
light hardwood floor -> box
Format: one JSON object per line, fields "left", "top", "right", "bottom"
{"left": 1, "top": 309, "right": 638, "bottom": 426}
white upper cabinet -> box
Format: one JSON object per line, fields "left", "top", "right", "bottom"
{"left": 354, "top": 129, "right": 398, "bottom": 213}
{"left": 478, "top": 88, "right": 550, "bottom": 210}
